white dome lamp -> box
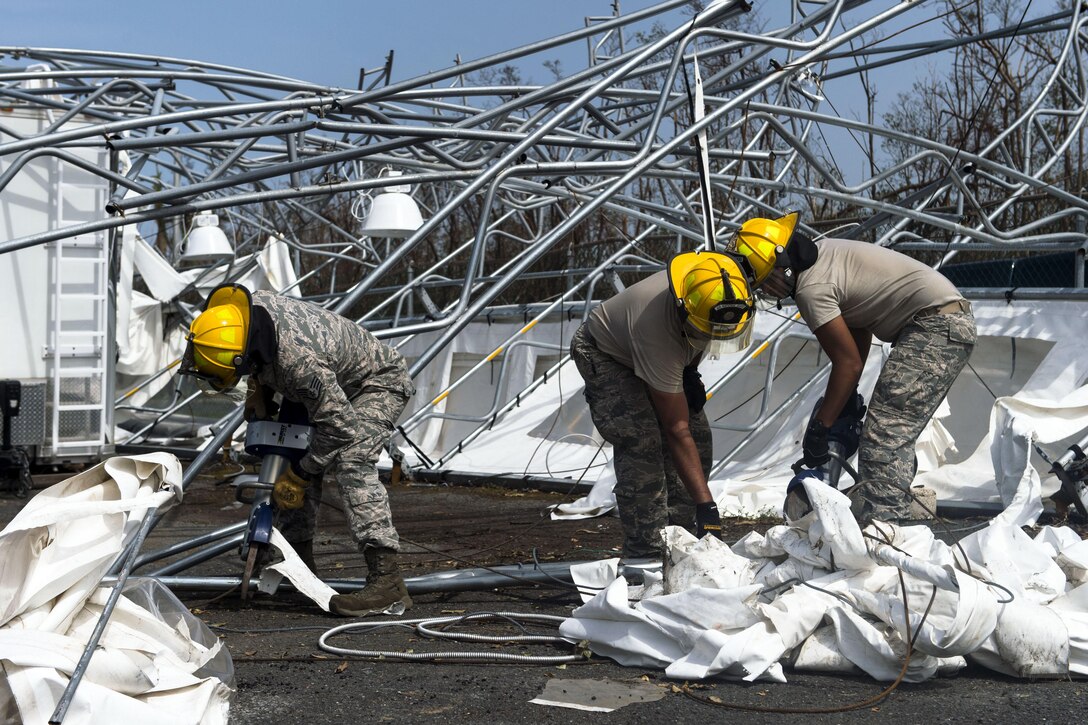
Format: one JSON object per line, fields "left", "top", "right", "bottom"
{"left": 360, "top": 169, "right": 424, "bottom": 239}
{"left": 180, "top": 211, "right": 234, "bottom": 264}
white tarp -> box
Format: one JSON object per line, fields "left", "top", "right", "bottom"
{"left": 0, "top": 454, "right": 233, "bottom": 724}
{"left": 545, "top": 299, "right": 1088, "bottom": 523}
{"left": 561, "top": 480, "right": 1088, "bottom": 683}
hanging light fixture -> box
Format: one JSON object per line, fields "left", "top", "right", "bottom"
{"left": 179, "top": 211, "right": 234, "bottom": 264}
{"left": 360, "top": 168, "right": 424, "bottom": 238}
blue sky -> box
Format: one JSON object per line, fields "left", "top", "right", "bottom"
{"left": 5, "top": 0, "right": 677, "bottom": 88}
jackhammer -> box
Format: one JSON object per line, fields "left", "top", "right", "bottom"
{"left": 236, "top": 418, "right": 313, "bottom": 599}
{"left": 1038, "top": 431, "right": 1088, "bottom": 521}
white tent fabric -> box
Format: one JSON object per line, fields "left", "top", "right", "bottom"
{"left": 914, "top": 300, "right": 1088, "bottom": 526}
{"left": 0, "top": 454, "right": 233, "bottom": 724}
{"left": 132, "top": 234, "right": 190, "bottom": 303}
{"left": 180, "top": 235, "right": 301, "bottom": 299}
{"left": 547, "top": 299, "right": 1088, "bottom": 522}
{"left": 398, "top": 318, "right": 580, "bottom": 464}
{"left": 258, "top": 528, "right": 337, "bottom": 611}
{"left": 117, "top": 290, "right": 188, "bottom": 380}
{"left": 561, "top": 480, "right": 1088, "bottom": 683}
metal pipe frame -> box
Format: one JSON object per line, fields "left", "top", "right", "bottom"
{"left": 6, "top": 2, "right": 1088, "bottom": 718}
{"left": 109, "top": 558, "right": 660, "bottom": 595}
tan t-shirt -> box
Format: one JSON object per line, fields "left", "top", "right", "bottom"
{"left": 794, "top": 238, "right": 963, "bottom": 342}
{"left": 587, "top": 270, "right": 702, "bottom": 393}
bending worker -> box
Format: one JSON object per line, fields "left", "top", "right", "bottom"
{"left": 181, "top": 284, "right": 415, "bottom": 617}
{"left": 570, "top": 253, "right": 757, "bottom": 558}
{"left": 735, "top": 213, "right": 976, "bottom": 524}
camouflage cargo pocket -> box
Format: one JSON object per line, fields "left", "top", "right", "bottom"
{"left": 870, "top": 355, "right": 923, "bottom": 410}
{"left": 946, "top": 312, "right": 976, "bottom": 346}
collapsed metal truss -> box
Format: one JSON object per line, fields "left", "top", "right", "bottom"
{"left": 2, "top": 0, "right": 1087, "bottom": 464}
{"left": 2, "top": 4, "right": 1085, "bottom": 262}
{"left": 6, "top": 2, "right": 1088, "bottom": 717}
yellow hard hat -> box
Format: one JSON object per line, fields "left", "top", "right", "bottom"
{"left": 182, "top": 284, "right": 252, "bottom": 391}
{"left": 734, "top": 211, "right": 799, "bottom": 284}
{"left": 668, "top": 251, "right": 755, "bottom": 355}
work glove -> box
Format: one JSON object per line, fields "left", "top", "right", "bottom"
{"left": 694, "top": 501, "right": 722, "bottom": 540}
{"left": 827, "top": 391, "right": 867, "bottom": 459}
{"left": 682, "top": 365, "right": 707, "bottom": 415}
{"left": 802, "top": 418, "right": 830, "bottom": 468}
{"left": 273, "top": 465, "right": 313, "bottom": 510}
{"left": 840, "top": 391, "right": 867, "bottom": 422}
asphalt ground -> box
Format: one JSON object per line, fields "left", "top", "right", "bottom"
{"left": 2, "top": 464, "right": 1086, "bottom": 724}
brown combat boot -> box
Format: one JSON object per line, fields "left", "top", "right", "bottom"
{"left": 329, "top": 547, "right": 412, "bottom": 617}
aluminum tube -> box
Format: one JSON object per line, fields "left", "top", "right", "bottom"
{"left": 958, "top": 288, "right": 1088, "bottom": 300}
{"left": 108, "top": 118, "right": 317, "bottom": 150}
{"left": 893, "top": 241, "right": 1088, "bottom": 253}
{"left": 0, "top": 168, "right": 477, "bottom": 255}
{"left": 50, "top": 512, "right": 157, "bottom": 724}
{"left": 334, "top": 0, "right": 693, "bottom": 107}
{"left": 62, "top": 409, "right": 247, "bottom": 721}
{"left": 133, "top": 521, "right": 248, "bottom": 570}
{"left": 312, "top": 120, "right": 770, "bottom": 160}
{"left": 146, "top": 535, "right": 246, "bottom": 577}
{"left": 118, "top": 390, "right": 204, "bottom": 444}
{"left": 1055, "top": 431, "right": 1088, "bottom": 467}
{"left": 0, "top": 147, "right": 149, "bottom": 196}
{"left": 130, "top": 558, "right": 657, "bottom": 594}
{"left": 333, "top": 5, "right": 738, "bottom": 317}
{"left": 0, "top": 92, "right": 329, "bottom": 158}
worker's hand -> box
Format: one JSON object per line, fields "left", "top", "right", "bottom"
{"left": 694, "top": 501, "right": 722, "bottom": 540}
{"left": 273, "top": 466, "right": 312, "bottom": 510}
{"left": 244, "top": 381, "right": 278, "bottom": 421}
{"left": 802, "top": 418, "right": 831, "bottom": 468}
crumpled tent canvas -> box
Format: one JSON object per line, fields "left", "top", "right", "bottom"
{"left": 0, "top": 454, "right": 233, "bottom": 724}
{"left": 562, "top": 480, "right": 1088, "bottom": 683}
{"left": 551, "top": 299, "right": 1088, "bottom": 526}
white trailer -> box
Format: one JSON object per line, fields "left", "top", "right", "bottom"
{"left": 0, "top": 103, "right": 114, "bottom": 464}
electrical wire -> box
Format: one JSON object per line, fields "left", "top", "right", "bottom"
{"left": 318, "top": 611, "right": 593, "bottom": 665}
{"left": 714, "top": 334, "right": 810, "bottom": 421}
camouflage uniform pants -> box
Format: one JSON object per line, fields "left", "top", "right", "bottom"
{"left": 278, "top": 383, "right": 410, "bottom": 551}
{"left": 570, "top": 324, "right": 711, "bottom": 558}
{"left": 850, "top": 309, "right": 976, "bottom": 522}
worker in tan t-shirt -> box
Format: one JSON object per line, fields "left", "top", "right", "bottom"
{"left": 736, "top": 212, "right": 976, "bottom": 524}
{"left": 569, "top": 252, "right": 757, "bottom": 557}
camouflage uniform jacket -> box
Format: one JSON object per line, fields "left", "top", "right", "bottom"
{"left": 250, "top": 291, "right": 415, "bottom": 476}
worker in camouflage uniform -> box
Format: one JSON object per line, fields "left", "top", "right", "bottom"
{"left": 735, "top": 212, "right": 976, "bottom": 524}
{"left": 570, "top": 252, "right": 758, "bottom": 558}
{"left": 181, "top": 284, "right": 415, "bottom": 617}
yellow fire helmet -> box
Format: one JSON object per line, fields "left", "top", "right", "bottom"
{"left": 181, "top": 284, "right": 253, "bottom": 392}
{"left": 668, "top": 251, "right": 756, "bottom": 357}
{"left": 733, "top": 211, "right": 799, "bottom": 284}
